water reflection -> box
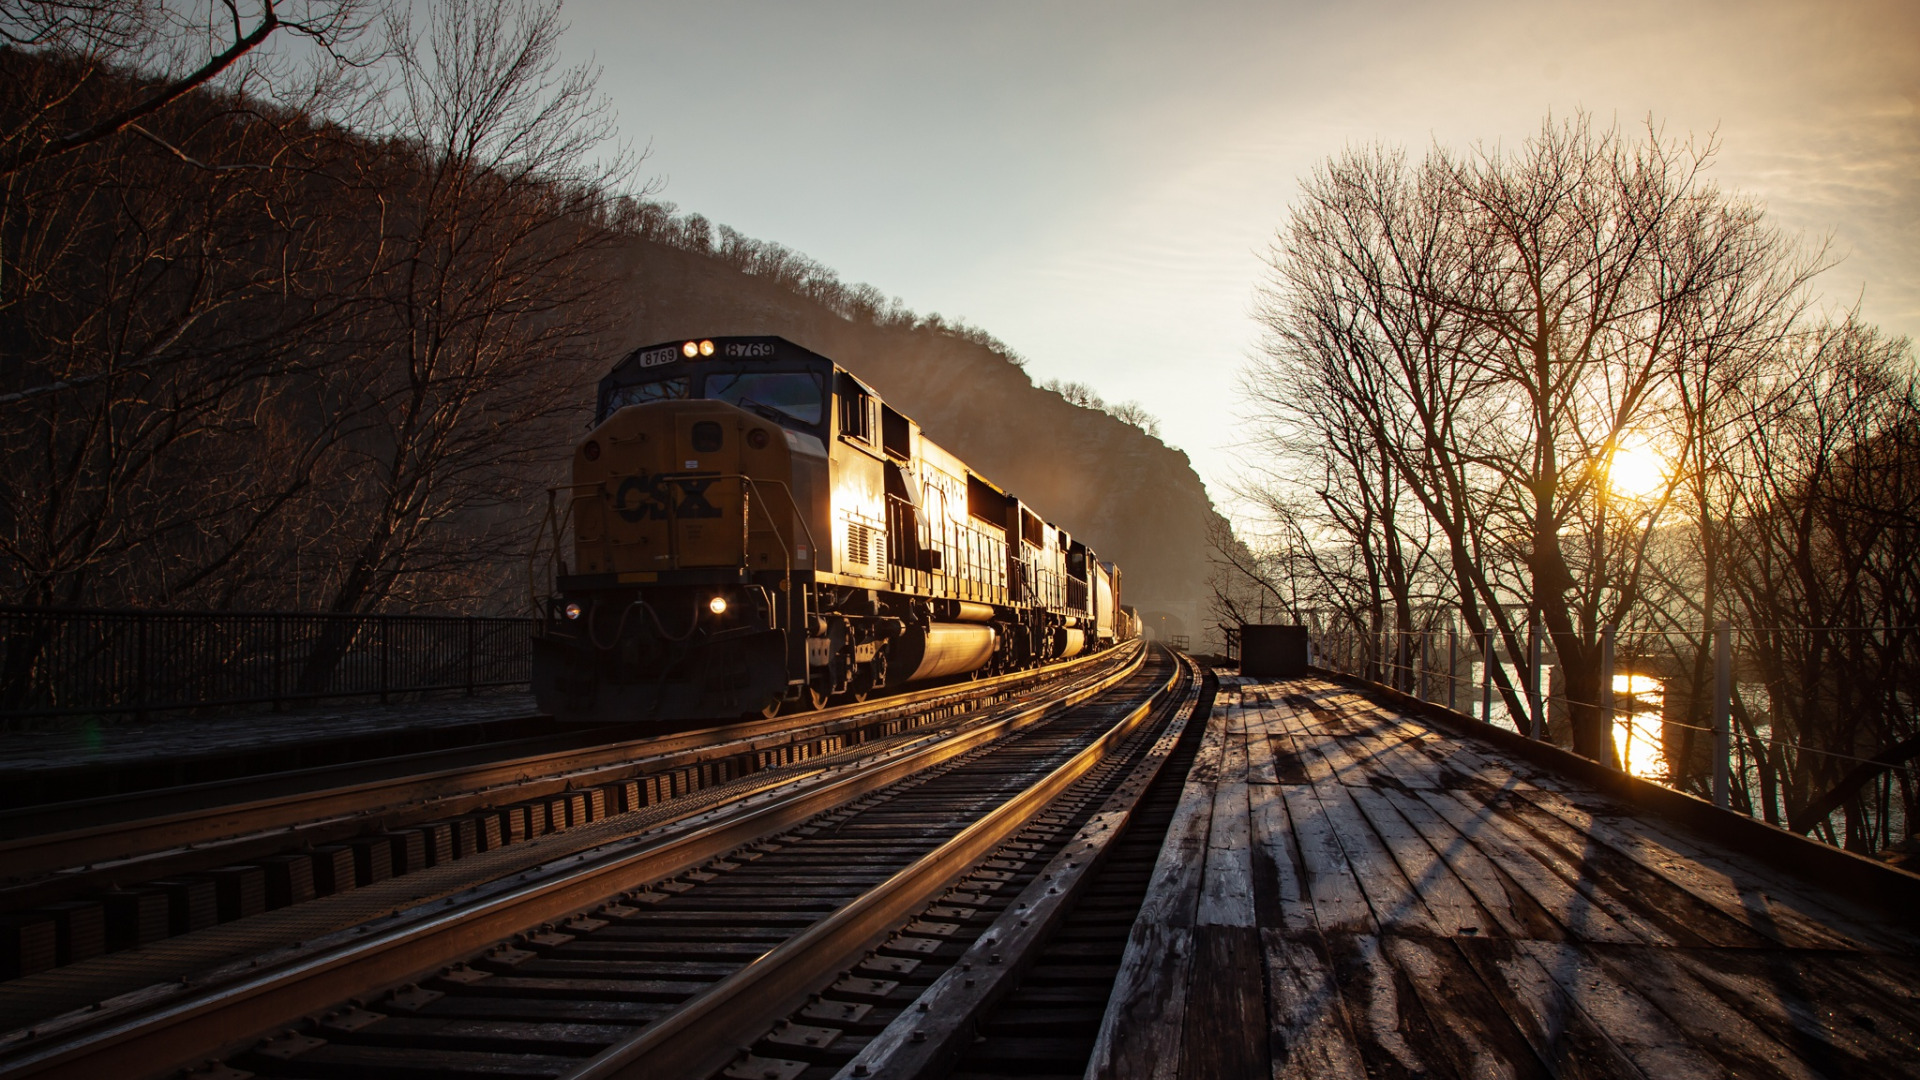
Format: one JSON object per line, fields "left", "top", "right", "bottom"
{"left": 1612, "top": 673, "right": 1667, "bottom": 780}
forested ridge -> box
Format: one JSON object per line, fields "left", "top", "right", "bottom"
{"left": 0, "top": 6, "right": 1219, "bottom": 631}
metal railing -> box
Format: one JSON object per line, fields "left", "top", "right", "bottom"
{"left": 1307, "top": 621, "right": 1919, "bottom": 855}
{"left": 1, "top": 607, "right": 536, "bottom": 722}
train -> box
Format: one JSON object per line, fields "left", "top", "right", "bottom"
{"left": 531, "top": 335, "right": 1138, "bottom": 723}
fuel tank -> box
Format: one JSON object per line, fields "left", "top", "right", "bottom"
{"left": 893, "top": 622, "right": 998, "bottom": 682}
{"left": 1055, "top": 627, "right": 1086, "bottom": 659}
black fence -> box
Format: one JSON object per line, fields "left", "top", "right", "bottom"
{"left": 1, "top": 608, "right": 537, "bottom": 721}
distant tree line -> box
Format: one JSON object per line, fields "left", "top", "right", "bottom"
{"left": 0, "top": 0, "right": 1062, "bottom": 618}
{"left": 1039, "top": 378, "right": 1162, "bottom": 439}
{"left": 1230, "top": 114, "right": 1920, "bottom": 853}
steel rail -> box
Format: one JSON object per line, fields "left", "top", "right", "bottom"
{"left": 566, "top": 652, "right": 1187, "bottom": 1080}
{"left": 0, "top": 646, "right": 1149, "bottom": 1080}
{"left": 0, "top": 644, "right": 1134, "bottom": 899}
{"left": 836, "top": 658, "right": 1209, "bottom": 1080}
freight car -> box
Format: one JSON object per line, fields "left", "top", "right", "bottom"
{"left": 531, "top": 335, "right": 1134, "bottom": 723}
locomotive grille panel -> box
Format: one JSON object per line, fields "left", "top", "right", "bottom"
{"left": 848, "top": 521, "right": 872, "bottom": 569}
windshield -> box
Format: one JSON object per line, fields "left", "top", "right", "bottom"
{"left": 604, "top": 376, "right": 689, "bottom": 418}
{"left": 706, "top": 370, "right": 826, "bottom": 426}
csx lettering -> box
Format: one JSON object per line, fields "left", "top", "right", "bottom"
{"left": 612, "top": 473, "right": 725, "bottom": 523}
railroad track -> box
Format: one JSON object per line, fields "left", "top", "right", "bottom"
{"left": 0, "top": 644, "right": 1186, "bottom": 1078}
{"left": 0, "top": 647, "right": 1130, "bottom": 913}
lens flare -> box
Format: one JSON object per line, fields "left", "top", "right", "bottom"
{"left": 1607, "top": 437, "right": 1670, "bottom": 500}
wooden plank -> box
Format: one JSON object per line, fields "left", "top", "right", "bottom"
{"left": 1087, "top": 922, "right": 1193, "bottom": 1080}
{"left": 1261, "top": 930, "right": 1366, "bottom": 1080}
{"left": 1417, "top": 790, "right": 1674, "bottom": 946}
{"left": 1198, "top": 773, "right": 1256, "bottom": 928}
{"left": 1521, "top": 786, "right": 1916, "bottom": 955}
{"left": 1348, "top": 787, "right": 1492, "bottom": 937}
{"left": 1661, "top": 948, "right": 1920, "bottom": 1077}
{"left": 1180, "top": 925, "right": 1269, "bottom": 1078}
{"left": 1319, "top": 933, "right": 1452, "bottom": 1078}
{"left": 1264, "top": 732, "right": 1312, "bottom": 785}
{"left": 1495, "top": 792, "right": 1811, "bottom": 949}
{"left": 1311, "top": 675, "right": 1920, "bottom": 955}
{"left": 1274, "top": 782, "right": 1376, "bottom": 934}
{"left": 1264, "top": 700, "right": 1351, "bottom": 788}
{"left": 1317, "top": 699, "right": 1441, "bottom": 792}
{"left": 1248, "top": 784, "right": 1316, "bottom": 934}
{"left": 1267, "top": 699, "right": 1372, "bottom": 788}
{"left": 1567, "top": 943, "right": 1829, "bottom": 1080}
{"left": 1312, "top": 779, "right": 1444, "bottom": 936}
{"left": 1513, "top": 941, "right": 1732, "bottom": 1078}
{"left": 1140, "top": 686, "right": 1223, "bottom": 921}
{"left": 1377, "top": 788, "right": 1563, "bottom": 942}
{"left": 1413, "top": 789, "right": 1647, "bottom": 945}
{"left": 1380, "top": 935, "right": 1552, "bottom": 1079}
{"left": 1222, "top": 703, "right": 1251, "bottom": 783}
{"left": 1244, "top": 701, "right": 1281, "bottom": 786}
{"left": 1087, "top": 696, "right": 1223, "bottom": 1080}
{"left": 1450, "top": 936, "right": 1658, "bottom": 1080}
{"left": 1413, "top": 734, "right": 1578, "bottom": 798}
{"left": 1355, "top": 710, "right": 1465, "bottom": 792}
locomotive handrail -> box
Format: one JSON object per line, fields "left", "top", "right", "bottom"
{"left": 527, "top": 481, "right": 604, "bottom": 616}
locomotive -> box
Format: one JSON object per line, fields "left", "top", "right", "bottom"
{"left": 531, "top": 335, "right": 1136, "bottom": 723}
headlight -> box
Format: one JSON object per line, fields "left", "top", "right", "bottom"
{"left": 682, "top": 341, "right": 699, "bottom": 358}
{"left": 708, "top": 595, "right": 728, "bottom": 615}
{"left": 564, "top": 602, "right": 583, "bottom": 620}
{"left": 698, "top": 339, "right": 715, "bottom": 356}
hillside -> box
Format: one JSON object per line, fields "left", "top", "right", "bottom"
{"left": 1, "top": 41, "right": 1222, "bottom": 634}
{"left": 601, "top": 236, "right": 1220, "bottom": 640}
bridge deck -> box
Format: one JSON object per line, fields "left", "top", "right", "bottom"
{"left": 1093, "top": 675, "right": 1920, "bottom": 1079}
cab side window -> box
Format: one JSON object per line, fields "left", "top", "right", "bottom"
{"left": 837, "top": 372, "right": 875, "bottom": 444}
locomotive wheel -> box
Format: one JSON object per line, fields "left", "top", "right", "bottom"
{"left": 842, "top": 663, "right": 875, "bottom": 704}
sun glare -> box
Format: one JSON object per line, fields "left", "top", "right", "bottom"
{"left": 1607, "top": 438, "right": 1670, "bottom": 501}
{"left": 1612, "top": 672, "right": 1668, "bottom": 779}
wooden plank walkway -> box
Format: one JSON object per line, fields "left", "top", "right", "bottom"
{"left": 1089, "top": 675, "right": 1920, "bottom": 1079}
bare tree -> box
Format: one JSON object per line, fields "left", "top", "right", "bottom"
{"left": 1106, "top": 400, "right": 1162, "bottom": 439}
{"left": 1043, "top": 378, "right": 1105, "bottom": 409}
{"left": 1250, "top": 114, "right": 1816, "bottom": 764}
{"left": 1716, "top": 319, "right": 1920, "bottom": 847}
{"left": 0, "top": 46, "right": 372, "bottom": 608}
{"left": 0, "top": 0, "right": 369, "bottom": 178}
{"left": 303, "top": 0, "right": 638, "bottom": 616}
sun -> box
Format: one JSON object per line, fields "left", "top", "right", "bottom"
{"left": 1606, "top": 437, "right": 1671, "bottom": 501}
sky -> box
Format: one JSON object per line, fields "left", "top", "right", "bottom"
{"left": 560, "top": 0, "right": 1919, "bottom": 513}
